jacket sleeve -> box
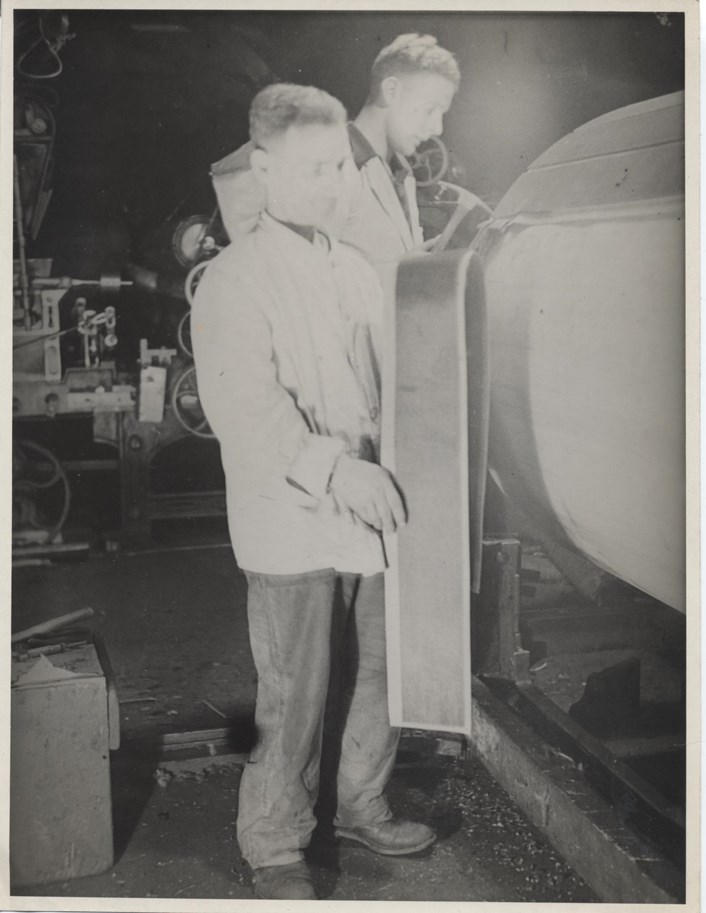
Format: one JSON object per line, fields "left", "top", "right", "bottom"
{"left": 191, "top": 256, "right": 345, "bottom": 502}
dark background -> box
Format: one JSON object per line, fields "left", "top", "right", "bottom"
{"left": 15, "top": 10, "right": 684, "bottom": 276}
{"left": 12, "top": 10, "right": 686, "bottom": 532}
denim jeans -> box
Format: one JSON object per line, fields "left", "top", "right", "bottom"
{"left": 237, "top": 568, "right": 400, "bottom": 869}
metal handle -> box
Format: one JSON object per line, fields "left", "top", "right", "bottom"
{"left": 12, "top": 607, "right": 95, "bottom": 644}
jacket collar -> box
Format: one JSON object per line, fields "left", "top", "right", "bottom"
{"left": 260, "top": 211, "right": 330, "bottom": 251}
{"left": 268, "top": 213, "right": 316, "bottom": 245}
{"left": 348, "top": 122, "right": 413, "bottom": 180}
{"left": 348, "top": 122, "right": 378, "bottom": 169}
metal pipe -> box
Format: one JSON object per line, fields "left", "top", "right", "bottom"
{"left": 11, "top": 607, "right": 95, "bottom": 644}
{"left": 13, "top": 155, "right": 31, "bottom": 330}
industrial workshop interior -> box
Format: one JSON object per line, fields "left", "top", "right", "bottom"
{"left": 8, "top": 7, "right": 691, "bottom": 908}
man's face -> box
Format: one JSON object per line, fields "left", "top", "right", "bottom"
{"left": 252, "top": 122, "right": 352, "bottom": 229}
{"left": 384, "top": 72, "right": 456, "bottom": 158}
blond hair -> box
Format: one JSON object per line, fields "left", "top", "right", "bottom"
{"left": 368, "top": 33, "right": 460, "bottom": 101}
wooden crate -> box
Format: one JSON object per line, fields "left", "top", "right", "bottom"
{"left": 10, "top": 639, "right": 119, "bottom": 887}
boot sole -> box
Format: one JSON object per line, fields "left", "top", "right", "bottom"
{"left": 334, "top": 827, "right": 436, "bottom": 856}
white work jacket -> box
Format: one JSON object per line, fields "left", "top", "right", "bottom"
{"left": 339, "top": 123, "right": 424, "bottom": 272}
{"left": 191, "top": 213, "right": 387, "bottom": 577}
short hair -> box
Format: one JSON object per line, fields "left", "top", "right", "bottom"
{"left": 249, "top": 83, "right": 347, "bottom": 149}
{"left": 368, "top": 33, "right": 460, "bottom": 101}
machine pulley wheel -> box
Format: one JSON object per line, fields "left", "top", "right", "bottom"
{"left": 12, "top": 439, "right": 71, "bottom": 543}
{"left": 410, "top": 136, "right": 450, "bottom": 187}
{"left": 170, "top": 365, "right": 214, "bottom": 439}
{"left": 172, "top": 214, "right": 213, "bottom": 268}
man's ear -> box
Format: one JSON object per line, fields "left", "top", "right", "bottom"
{"left": 250, "top": 146, "right": 270, "bottom": 185}
{"left": 380, "top": 75, "right": 400, "bottom": 107}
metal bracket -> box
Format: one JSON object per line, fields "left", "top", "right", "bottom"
{"left": 473, "top": 537, "right": 531, "bottom": 683}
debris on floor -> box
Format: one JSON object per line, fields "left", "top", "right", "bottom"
{"left": 11, "top": 548, "right": 603, "bottom": 902}
{"left": 15, "top": 748, "right": 596, "bottom": 902}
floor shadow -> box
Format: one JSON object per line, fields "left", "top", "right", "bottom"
{"left": 110, "top": 744, "right": 164, "bottom": 860}
{"left": 112, "top": 710, "right": 257, "bottom": 861}
{"left": 306, "top": 828, "right": 343, "bottom": 900}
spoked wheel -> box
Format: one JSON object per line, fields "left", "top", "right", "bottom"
{"left": 177, "top": 310, "right": 192, "bottom": 357}
{"left": 12, "top": 440, "right": 71, "bottom": 543}
{"left": 410, "top": 136, "right": 449, "bottom": 187}
{"left": 171, "top": 365, "right": 214, "bottom": 439}
{"left": 184, "top": 259, "right": 210, "bottom": 307}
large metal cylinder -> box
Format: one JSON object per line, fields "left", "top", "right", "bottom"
{"left": 475, "top": 92, "right": 685, "bottom": 612}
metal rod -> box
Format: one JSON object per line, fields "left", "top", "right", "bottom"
{"left": 11, "top": 607, "right": 95, "bottom": 644}
{"left": 12, "top": 324, "right": 79, "bottom": 352}
{"left": 13, "top": 154, "right": 31, "bottom": 329}
{"left": 200, "top": 698, "right": 227, "bottom": 719}
{"left": 12, "top": 541, "right": 91, "bottom": 559}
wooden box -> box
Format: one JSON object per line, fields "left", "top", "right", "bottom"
{"left": 10, "top": 638, "right": 119, "bottom": 887}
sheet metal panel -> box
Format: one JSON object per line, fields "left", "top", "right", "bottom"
{"left": 382, "top": 249, "right": 487, "bottom": 734}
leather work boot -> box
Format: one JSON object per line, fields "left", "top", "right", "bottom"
{"left": 252, "top": 860, "right": 316, "bottom": 899}
{"left": 335, "top": 819, "right": 436, "bottom": 856}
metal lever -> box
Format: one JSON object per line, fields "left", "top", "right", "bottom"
{"left": 430, "top": 181, "right": 493, "bottom": 254}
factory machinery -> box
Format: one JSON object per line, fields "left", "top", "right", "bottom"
{"left": 465, "top": 90, "right": 686, "bottom": 902}
{"left": 12, "top": 87, "right": 687, "bottom": 902}
{"left": 12, "top": 182, "right": 229, "bottom": 550}
{"left": 12, "top": 257, "right": 226, "bottom": 550}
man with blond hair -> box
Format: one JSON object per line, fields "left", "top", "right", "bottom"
{"left": 341, "top": 33, "right": 460, "bottom": 272}
{"left": 192, "top": 82, "right": 435, "bottom": 901}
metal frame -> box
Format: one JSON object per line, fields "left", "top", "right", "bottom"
{"left": 473, "top": 536, "right": 685, "bottom": 880}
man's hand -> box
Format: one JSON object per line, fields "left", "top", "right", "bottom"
{"left": 330, "top": 453, "right": 407, "bottom": 534}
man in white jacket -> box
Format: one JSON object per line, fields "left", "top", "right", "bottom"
{"left": 341, "top": 33, "right": 460, "bottom": 273}
{"left": 192, "top": 83, "right": 435, "bottom": 901}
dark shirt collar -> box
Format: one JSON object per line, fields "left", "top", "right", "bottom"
{"left": 347, "top": 122, "right": 413, "bottom": 180}
{"left": 348, "top": 122, "right": 378, "bottom": 169}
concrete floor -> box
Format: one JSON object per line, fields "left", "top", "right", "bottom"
{"left": 13, "top": 744, "right": 595, "bottom": 902}
{"left": 10, "top": 546, "right": 599, "bottom": 902}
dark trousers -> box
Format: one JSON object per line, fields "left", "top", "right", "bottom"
{"left": 237, "top": 569, "right": 400, "bottom": 869}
